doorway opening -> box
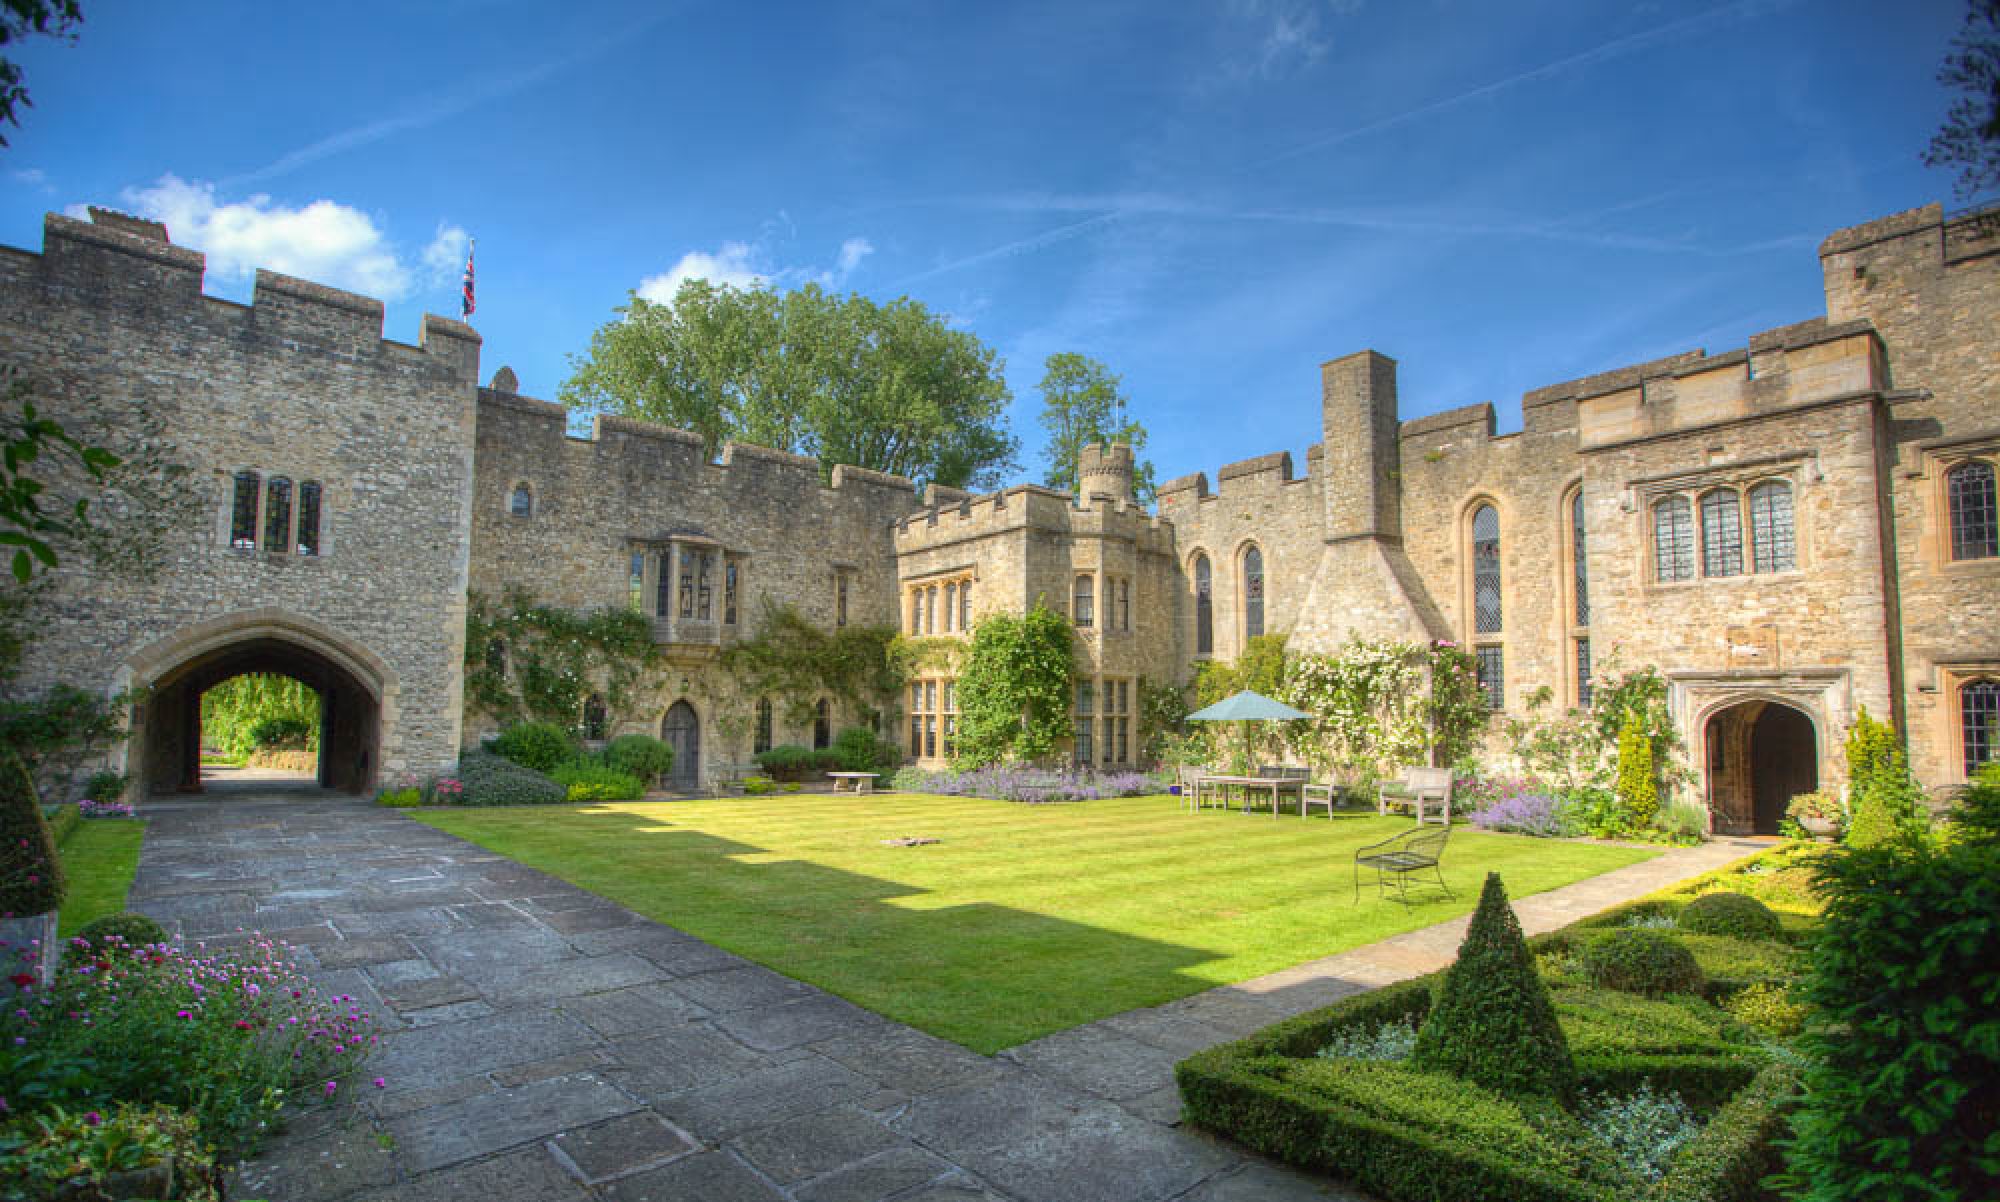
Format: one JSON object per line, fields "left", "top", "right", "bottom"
{"left": 1704, "top": 699, "right": 1818, "bottom": 835}
{"left": 661, "top": 700, "right": 700, "bottom": 793}
{"left": 199, "top": 673, "right": 322, "bottom": 789}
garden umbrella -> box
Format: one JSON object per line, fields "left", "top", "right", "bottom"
{"left": 1186, "top": 690, "right": 1309, "bottom": 775}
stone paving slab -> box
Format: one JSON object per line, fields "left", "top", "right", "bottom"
{"left": 122, "top": 786, "right": 1772, "bottom": 1202}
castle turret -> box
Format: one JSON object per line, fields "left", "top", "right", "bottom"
{"left": 1078, "top": 442, "right": 1135, "bottom": 505}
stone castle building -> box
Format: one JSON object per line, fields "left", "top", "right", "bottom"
{"left": 0, "top": 200, "right": 1994, "bottom": 833}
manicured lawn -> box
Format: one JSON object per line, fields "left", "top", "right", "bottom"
{"left": 417, "top": 794, "right": 1658, "bottom": 1052}
{"left": 57, "top": 819, "right": 148, "bottom": 937}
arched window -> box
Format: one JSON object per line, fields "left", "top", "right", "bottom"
{"left": 754, "top": 698, "right": 774, "bottom": 755}
{"left": 944, "top": 583, "right": 956, "bottom": 632}
{"left": 509, "top": 483, "right": 533, "bottom": 518}
{"left": 1748, "top": 481, "right": 1795, "bottom": 574}
{"left": 813, "top": 699, "right": 831, "bottom": 750}
{"left": 1947, "top": 460, "right": 1998, "bottom": 561}
{"left": 1964, "top": 679, "right": 2000, "bottom": 777}
{"left": 910, "top": 589, "right": 922, "bottom": 634}
{"left": 725, "top": 560, "right": 740, "bottom": 625}
{"left": 1470, "top": 506, "right": 1501, "bottom": 634}
{"left": 1193, "top": 554, "right": 1213, "bottom": 655}
{"left": 229, "top": 470, "right": 260, "bottom": 550}
{"left": 1570, "top": 490, "right": 1589, "bottom": 627}
{"left": 1654, "top": 496, "right": 1694, "bottom": 582}
{"left": 296, "top": 480, "right": 323, "bottom": 556}
{"left": 1073, "top": 574, "right": 1094, "bottom": 627}
{"left": 926, "top": 587, "right": 938, "bottom": 634}
{"left": 1700, "top": 489, "right": 1743, "bottom": 577}
{"left": 960, "top": 580, "right": 972, "bottom": 630}
{"left": 582, "top": 694, "right": 608, "bottom": 742}
{"left": 1242, "top": 546, "right": 1264, "bottom": 640}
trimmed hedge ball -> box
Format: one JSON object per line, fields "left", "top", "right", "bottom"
{"left": 1677, "top": 892, "right": 1783, "bottom": 942}
{"left": 1581, "top": 928, "right": 1705, "bottom": 997}
{"left": 74, "top": 910, "right": 169, "bottom": 951}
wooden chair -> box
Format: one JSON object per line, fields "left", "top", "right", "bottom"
{"left": 1353, "top": 825, "right": 1453, "bottom": 905}
{"left": 1377, "top": 766, "right": 1454, "bottom": 825}
{"left": 1181, "top": 765, "right": 1223, "bottom": 812}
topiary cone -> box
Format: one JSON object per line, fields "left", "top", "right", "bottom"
{"left": 0, "top": 745, "right": 64, "bottom": 917}
{"left": 1409, "top": 871, "right": 1577, "bottom": 1104}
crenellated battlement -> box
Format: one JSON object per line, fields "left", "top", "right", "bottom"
{"left": 18, "top": 212, "right": 481, "bottom": 381}
{"left": 1156, "top": 444, "right": 1318, "bottom": 517}
{"left": 893, "top": 480, "right": 1174, "bottom": 557}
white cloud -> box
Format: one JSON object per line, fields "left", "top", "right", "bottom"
{"left": 421, "top": 223, "right": 471, "bottom": 287}
{"left": 11, "top": 167, "right": 53, "bottom": 193}
{"left": 635, "top": 233, "right": 874, "bottom": 303}
{"left": 109, "top": 175, "right": 449, "bottom": 301}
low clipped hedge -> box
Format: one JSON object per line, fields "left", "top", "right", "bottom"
{"left": 453, "top": 749, "right": 566, "bottom": 806}
{"left": 1579, "top": 929, "right": 1705, "bottom": 997}
{"left": 1676, "top": 893, "right": 1781, "bottom": 942}
{"left": 43, "top": 801, "right": 80, "bottom": 848}
{"left": 755, "top": 744, "right": 844, "bottom": 781}
{"left": 549, "top": 760, "right": 646, "bottom": 802}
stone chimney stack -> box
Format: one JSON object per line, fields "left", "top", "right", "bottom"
{"left": 1077, "top": 442, "right": 1135, "bottom": 505}
{"left": 1319, "top": 350, "right": 1403, "bottom": 542}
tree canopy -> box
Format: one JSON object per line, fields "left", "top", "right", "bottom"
{"left": 1034, "top": 352, "right": 1156, "bottom": 503}
{"left": 1924, "top": 0, "right": 2000, "bottom": 199}
{"left": 0, "top": 0, "right": 82, "bottom": 147}
{"left": 561, "top": 279, "right": 1019, "bottom": 491}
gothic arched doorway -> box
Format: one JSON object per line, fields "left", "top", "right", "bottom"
{"left": 1704, "top": 699, "right": 1818, "bottom": 835}
{"left": 661, "top": 701, "right": 700, "bottom": 792}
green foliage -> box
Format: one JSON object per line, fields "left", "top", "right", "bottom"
{"left": 82, "top": 769, "right": 123, "bottom": 804}
{"left": 1411, "top": 873, "right": 1578, "bottom": 1103}
{"left": 605, "top": 733, "right": 674, "bottom": 782}
{"left": 549, "top": 760, "right": 646, "bottom": 802}
{"left": 0, "top": 383, "right": 120, "bottom": 582}
{"left": 0, "top": 1, "right": 84, "bottom": 149}
{"left": 753, "top": 743, "right": 844, "bottom": 779}
{"left": 1579, "top": 929, "right": 1704, "bottom": 997}
{"left": 1136, "top": 676, "right": 1189, "bottom": 767}
{"left": 1614, "top": 712, "right": 1660, "bottom": 832}
{"left": 199, "top": 673, "right": 318, "bottom": 759}
{"left": 1841, "top": 708, "right": 1929, "bottom": 849}
{"left": 0, "top": 745, "right": 61, "bottom": 913}
{"left": 463, "top": 588, "right": 657, "bottom": 730}
{"left": 0, "top": 682, "right": 128, "bottom": 801}
{"left": 71, "top": 910, "right": 167, "bottom": 952}
{"left": 722, "top": 602, "right": 904, "bottom": 725}
{"left": 1779, "top": 823, "right": 2000, "bottom": 1199}
{"left": 1035, "top": 352, "right": 1157, "bottom": 502}
{"left": 247, "top": 713, "right": 315, "bottom": 751}
{"left": 1281, "top": 638, "right": 1487, "bottom": 786}
{"left": 0, "top": 1103, "right": 223, "bottom": 1202}
{"left": 1646, "top": 1063, "right": 1802, "bottom": 1202}
{"left": 952, "top": 601, "right": 1075, "bottom": 768}
{"left": 42, "top": 798, "right": 75, "bottom": 845}
{"left": 1190, "top": 633, "right": 1291, "bottom": 769}
{"left": 830, "top": 725, "right": 899, "bottom": 773}
{"left": 1426, "top": 642, "right": 1489, "bottom": 770}
{"left": 374, "top": 786, "right": 421, "bottom": 808}
{"left": 1676, "top": 892, "right": 1781, "bottom": 942}
{"left": 452, "top": 749, "right": 566, "bottom": 806}
{"left": 561, "top": 277, "right": 1019, "bottom": 490}
{"left": 1673, "top": 933, "right": 1802, "bottom": 992}
{"left": 1921, "top": 0, "right": 2000, "bottom": 200}
{"left": 1724, "top": 981, "right": 1809, "bottom": 1039}
{"left": 490, "top": 721, "right": 577, "bottom": 774}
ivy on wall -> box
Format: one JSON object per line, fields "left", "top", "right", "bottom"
{"left": 463, "top": 588, "right": 657, "bottom": 730}
{"left": 719, "top": 602, "right": 904, "bottom": 725}
{"left": 952, "top": 601, "right": 1075, "bottom": 769}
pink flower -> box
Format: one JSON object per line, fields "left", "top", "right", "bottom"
{"left": 323, "top": 1080, "right": 338, "bottom": 1097}
{"left": 176, "top": 1009, "right": 192, "bottom": 1019}
{"left": 83, "top": 1111, "right": 101, "bottom": 1126}
{"left": 372, "top": 1077, "right": 385, "bottom": 1088}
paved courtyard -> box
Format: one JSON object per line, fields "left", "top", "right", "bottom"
{"left": 128, "top": 782, "right": 1766, "bottom": 1202}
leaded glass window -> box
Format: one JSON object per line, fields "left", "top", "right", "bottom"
{"left": 296, "top": 481, "right": 322, "bottom": 556}
{"left": 960, "top": 580, "right": 972, "bottom": 630}
{"left": 1700, "top": 489, "right": 1743, "bottom": 578}
{"left": 1471, "top": 506, "right": 1501, "bottom": 634}
{"left": 1947, "top": 461, "right": 1998, "bottom": 561}
{"left": 1119, "top": 577, "right": 1131, "bottom": 631}
{"left": 725, "top": 561, "right": 739, "bottom": 625}
{"left": 1194, "top": 554, "right": 1213, "bottom": 655}
{"left": 230, "top": 471, "right": 260, "bottom": 550}
{"left": 1965, "top": 680, "right": 2000, "bottom": 777}
{"left": 1748, "top": 481, "right": 1795, "bottom": 574}
{"left": 755, "top": 698, "right": 773, "bottom": 755}
{"left": 629, "top": 552, "right": 645, "bottom": 610}
{"left": 656, "top": 551, "right": 672, "bottom": 617}
{"left": 262, "top": 477, "right": 292, "bottom": 554}
{"left": 1576, "top": 637, "right": 1593, "bottom": 708}
{"left": 1571, "top": 490, "right": 1589, "bottom": 626}
{"left": 1243, "top": 546, "right": 1265, "bottom": 639}
{"left": 678, "top": 549, "right": 697, "bottom": 618}
{"left": 1476, "top": 646, "right": 1504, "bottom": 711}
{"left": 910, "top": 590, "right": 922, "bottom": 634}
{"left": 943, "top": 583, "right": 956, "bottom": 632}
{"left": 509, "top": 484, "right": 532, "bottom": 518}
{"left": 1654, "top": 497, "right": 1694, "bottom": 582}
{"left": 582, "top": 694, "right": 608, "bottom": 742}
{"left": 696, "top": 553, "right": 713, "bottom": 620}
{"left": 814, "top": 699, "right": 831, "bottom": 750}
{"left": 1073, "top": 575, "right": 1094, "bottom": 627}
{"left": 926, "top": 587, "right": 938, "bottom": 634}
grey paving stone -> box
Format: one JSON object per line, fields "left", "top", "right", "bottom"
{"left": 669, "top": 964, "right": 815, "bottom": 1012}
{"left": 329, "top": 908, "right": 460, "bottom": 938}
{"left": 352, "top": 1144, "right": 590, "bottom": 1202}
{"left": 600, "top": 1150, "right": 788, "bottom": 1202}
{"left": 368, "top": 1073, "right": 496, "bottom": 1120}
{"left": 446, "top": 902, "right": 541, "bottom": 930}
{"left": 371, "top": 1008, "right": 601, "bottom": 1089}
{"left": 1175, "top": 1161, "right": 1362, "bottom": 1200}
{"left": 345, "top": 886, "right": 488, "bottom": 912}
{"left": 729, "top": 1107, "right": 905, "bottom": 1184}
{"left": 379, "top": 974, "right": 484, "bottom": 1012}
{"left": 1098, "top": 1009, "right": 1242, "bottom": 1058}
{"left": 560, "top": 982, "right": 713, "bottom": 1038}
{"left": 412, "top": 927, "right": 578, "bottom": 978}
{"left": 313, "top": 936, "right": 420, "bottom": 970}
{"left": 814, "top": 1028, "right": 1006, "bottom": 1096}
{"left": 541, "top": 905, "right": 644, "bottom": 934}
{"left": 564, "top": 925, "right": 705, "bottom": 958}
{"left": 654, "top": 1055, "right": 876, "bottom": 1141}
{"left": 386, "top": 1072, "right": 638, "bottom": 1173}
{"left": 398, "top": 998, "right": 495, "bottom": 1027}
{"left": 600, "top": 1025, "right": 777, "bottom": 1100}
{"left": 500, "top": 953, "right": 668, "bottom": 1005}
{"left": 365, "top": 958, "right": 441, "bottom": 985}
{"left": 491, "top": 1048, "right": 611, "bottom": 1088}
{"left": 793, "top": 1146, "right": 959, "bottom": 1202}
{"left": 228, "top": 1116, "right": 397, "bottom": 1202}
{"left": 548, "top": 1110, "right": 698, "bottom": 1184}
{"left": 643, "top": 940, "right": 758, "bottom": 978}
{"left": 713, "top": 994, "right": 887, "bottom": 1052}
{"left": 1003, "top": 1024, "right": 1185, "bottom": 1103}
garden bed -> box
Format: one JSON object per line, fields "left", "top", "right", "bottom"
{"left": 1177, "top": 846, "right": 1820, "bottom": 1201}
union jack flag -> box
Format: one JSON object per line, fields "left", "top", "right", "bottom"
{"left": 461, "top": 238, "right": 476, "bottom": 320}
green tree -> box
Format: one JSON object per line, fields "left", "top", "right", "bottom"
{"left": 1924, "top": 0, "right": 2000, "bottom": 200}
{"left": 1842, "top": 708, "right": 1928, "bottom": 849}
{"left": 0, "top": 745, "right": 62, "bottom": 916}
{"left": 1035, "top": 352, "right": 1156, "bottom": 503}
{"left": 0, "top": 0, "right": 81, "bottom": 147}
{"left": 562, "top": 280, "right": 1018, "bottom": 490}
{"left": 952, "top": 602, "right": 1074, "bottom": 768}
{"left": 1613, "top": 711, "right": 1659, "bottom": 832}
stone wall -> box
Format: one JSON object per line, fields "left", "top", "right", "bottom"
{"left": 0, "top": 212, "right": 479, "bottom": 790}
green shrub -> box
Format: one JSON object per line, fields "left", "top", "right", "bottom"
{"left": 0, "top": 1103, "right": 223, "bottom": 1202}
{"left": 1614, "top": 712, "right": 1659, "bottom": 833}
{"left": 454, "top": 748, "right": 566, "bottom": 806}
{"left": 1779, "top": 822, "right": 2000, "bottom": 1199}
{"left": 1579, "top": 929, "right": 1703, "bottom": 997}
{"left": 1653, "top": 798, "right": 1707, "bottom": 844}
{"left": 1841, "top": 708, "right": 1928, "bottom": 850}
{"left": 549, "top": 760, "right": 646, "bottom": 802}
{"left": 1724, "top": 982, "right": 1808, "bottom": 1039}
{"left": 755, "top": 743, "right": 841, "bottom": 780}
{"left": 1411, "top": 873, "right": 1577, "bottom": 1103}
{"left": 1552, "top": 987, "right": 1754, "bottom": 1060}
{"left": 604, "top": 734, "right": 673, "bottom": 783}
{"left": 247, "top": 714, "right": 315, "bottom": 750}
{"left": 71, "top": 910, "right": 169, "bottom": 954}
{"left": 1648, "top": 1062, "right": 1801, "bottom": 1202}
{"left": 742, "top": 775, "right": 778, "bottom": 795}
{"left": 490, "top": 721, "right": 577, "bottom": 774}
{"left": 43, "top": 801, "right": 79, "bottom": 848}
{"left": 83, "top": 770, "right": 126, "bottom": 804}
{"left": 1676, "top": 892, "right": 1781, "bottom": 942}
{"left": 830, "top": 725, "right": 899, "bottom": 774}
{"left": 1674, "top": 933, "right": 1800, "bottom": 994}
{"left": 0, "top": 747, "right": 63, "bottom": 915}
{"left": 374, "top": 786, "right": 422, "bottom": 808}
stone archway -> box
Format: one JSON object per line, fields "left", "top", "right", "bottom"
{"left": 125, "top": 612, "right": 390, "bottom": 796}
{"left": 1704, "top": 698, "right": 1818, "bottom": 835}
{"left": 661, "top": 701, "right": 700, "bottom": 792}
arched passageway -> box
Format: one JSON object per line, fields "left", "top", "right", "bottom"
{"left": 661, "top": 701, "right": 699, "bottom": 792}
{"left": 137, "top": 635, "right": 381, "bottom": 796}
{"left": 1704, "top": 699, "right": 1818, "bottom": 835}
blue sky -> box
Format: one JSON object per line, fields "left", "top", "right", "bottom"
{"left": 1, "top": 0, "right": 1983, "bottom": 490}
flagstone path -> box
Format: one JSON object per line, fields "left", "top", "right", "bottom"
{"left": 127, "top": 783, "right": 1766, "bottom": 1202}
